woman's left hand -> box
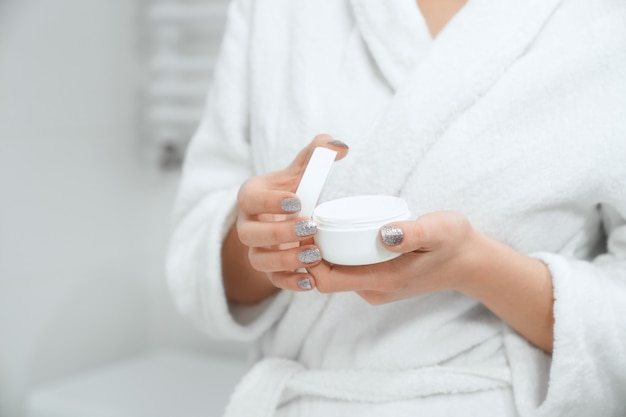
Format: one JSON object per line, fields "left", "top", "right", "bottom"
{"left": 307, "top": 210, "right": 555, "bottom": 352}
{"left": 307, "top": 211, "right": 478, "bottom": 304}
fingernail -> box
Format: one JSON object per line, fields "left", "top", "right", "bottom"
{"left": 294, "top": 219, "right": 317, "bottom": 237}
{"left": 297, "top": 277, "right": 313, "bottom": 290}
{"left": 299, "top": 248, "right": 321, "bottom": 264}
{"left": 381, "top": 225, "right": 403, "bottom": 246}
{"left": 327, "top": 139, "right": 349, "bottom": 149}
{"left": 281, "top": 197, "right": 301, "bottom": 213}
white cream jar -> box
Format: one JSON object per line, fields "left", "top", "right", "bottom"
{"left": 313, "top": 195, "right": 410, "bottom": 265}
{"left": 296, "top": 147, "right": 411, "bottom": 266}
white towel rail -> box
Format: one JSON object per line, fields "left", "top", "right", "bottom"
{"left": 139, "top": 0, "right": 229, "bottom": 169}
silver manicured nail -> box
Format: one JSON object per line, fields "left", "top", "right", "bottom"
{"left": 298, "top": 248, "right": 321, "bottom": 264}
{"left": 380, "top": 225, "right": 403, "bottom": 246}
{"left": 281, "top": 198, "right": 301, "bottom": 213}
{"left": 297, "top": 277, "right": 312, "bottom": 290}
{"left": 294, "top": 219, "right": 317, "bottom": 237}
{"left": 327, "top": 139, "right": 349, "bottom": 149}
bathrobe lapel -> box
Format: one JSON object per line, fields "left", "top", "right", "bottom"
{"left": 330, "top": 0, "right": 564, "bottom": 200}
{"left": 349, "top": 0, "right": 432, "bottom": 91}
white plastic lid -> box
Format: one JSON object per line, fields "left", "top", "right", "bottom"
{"left": 295, "top": 147, "right": 337, "bottom": 217}
{"left": 313, "top": 195, "right": 410, "bottom": 228}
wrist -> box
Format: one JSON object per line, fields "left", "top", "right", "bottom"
{"left": 452, "top": 228, "right": 494, "bottom": 296}
{"left": 454, "top": 230, "right": 535, "bottom": 299}
{"left": 222, "top": 222, "right": 279, "bottom": 305}
{"left": 453, "top": 231, "right": 554, "bottom": 352}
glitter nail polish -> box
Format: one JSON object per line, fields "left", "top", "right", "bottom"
{"left": 281, "top": 197, "right": 301, "bottom": 213}
{"left": 297, "top": 277, "right": 313, "bottom": 290}
{"left": 294, "top": 219, "right": 317, "bottom": 237}
{"left": 327, "top": 139, "right": 349, "bottom": 149}
{"left": 380, "top": 225, "right": 404, "bottom": 246}
{"left": 298, "top": 248, "right": 321, "bottom": 264}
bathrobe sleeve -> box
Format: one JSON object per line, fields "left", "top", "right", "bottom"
{"left": 165, "top": 0, "right": 292, "bottom": 341}
{"left": 530, "top": 193, "right": 626, "bottom": 415}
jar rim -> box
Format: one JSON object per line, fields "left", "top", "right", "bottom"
{"left": 313, "top": 195, "right": 410, "bottom": 228}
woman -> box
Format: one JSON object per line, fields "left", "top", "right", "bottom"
{"left": 167, "top": 0, "right": 626, "bottom": 415}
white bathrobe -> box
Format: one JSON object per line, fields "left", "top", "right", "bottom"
{"left": 166, "top": 0, "right": 626, "bottom": 416}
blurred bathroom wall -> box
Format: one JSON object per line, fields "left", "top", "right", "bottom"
{"left": 0, "top": 0, "right": 243, "bottom": 416}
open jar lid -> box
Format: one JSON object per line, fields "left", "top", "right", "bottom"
{"left": 295, "top": 147, "right": 338, "bottom": 217}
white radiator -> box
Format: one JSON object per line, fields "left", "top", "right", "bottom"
{"left": 139, "top": 0, "right": 230, "bottom": 169}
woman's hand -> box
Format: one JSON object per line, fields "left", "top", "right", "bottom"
{"left": 221, "top": 134, "right": 349, "bottom": 304}
{"left": 307, "top": 211, "right": 555, "bottom": 352}
{"left": 306, "top": 212, "right": 477, "bottom": 303}
{"left": 225, "top": 139, "right": 553, "bottom": 352}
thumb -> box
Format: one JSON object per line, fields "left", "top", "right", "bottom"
{"left": 286, "top": 133, "right": 349, "bottom": 177}
{"left": 379, "top": 212, "right": 470, "bottom": 253}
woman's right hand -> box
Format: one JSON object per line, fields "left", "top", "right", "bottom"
{"left": 222, "top": 134, "right": 349, "bottom": 304}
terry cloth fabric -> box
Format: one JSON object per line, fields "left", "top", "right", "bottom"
{"left": 167, "top": 0, "right": 626, "bottom": 415}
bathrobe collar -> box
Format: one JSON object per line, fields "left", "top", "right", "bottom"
{"left": 349, "top": 0, "right": 432, "bottom": 91}
{"left": 331, "top": 0, "right": 565, "bottom": 200}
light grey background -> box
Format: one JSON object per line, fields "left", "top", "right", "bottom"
{"left": 0, "top": 1, "right": 246, "bottom": 416}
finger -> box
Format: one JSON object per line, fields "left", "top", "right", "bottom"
{"left": 379, "top": 211, "right": 470, "bottom": 253}
{"left": 285, "top": 133, "right": 350, "bottom": 177}
{"left": 238, "top": 182, "right": 302, "bottom": 216}
{"left": 237, "top": 135, "right": 349, "bottom": 216}
{"left": 308, "top": 261, "right": 392, "bottom": 293}
{"left": 248, "top": 244, "right": 322, "bottom": 273}
{"left": 267, "top": 271, "right": 316, "bottom": 292}
{"left": 237, "top": 217, "right": 317, "bottom": 248}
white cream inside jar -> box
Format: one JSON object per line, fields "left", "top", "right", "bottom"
{"left": 312, "top": 195, "right": 410, "bottom": 265}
